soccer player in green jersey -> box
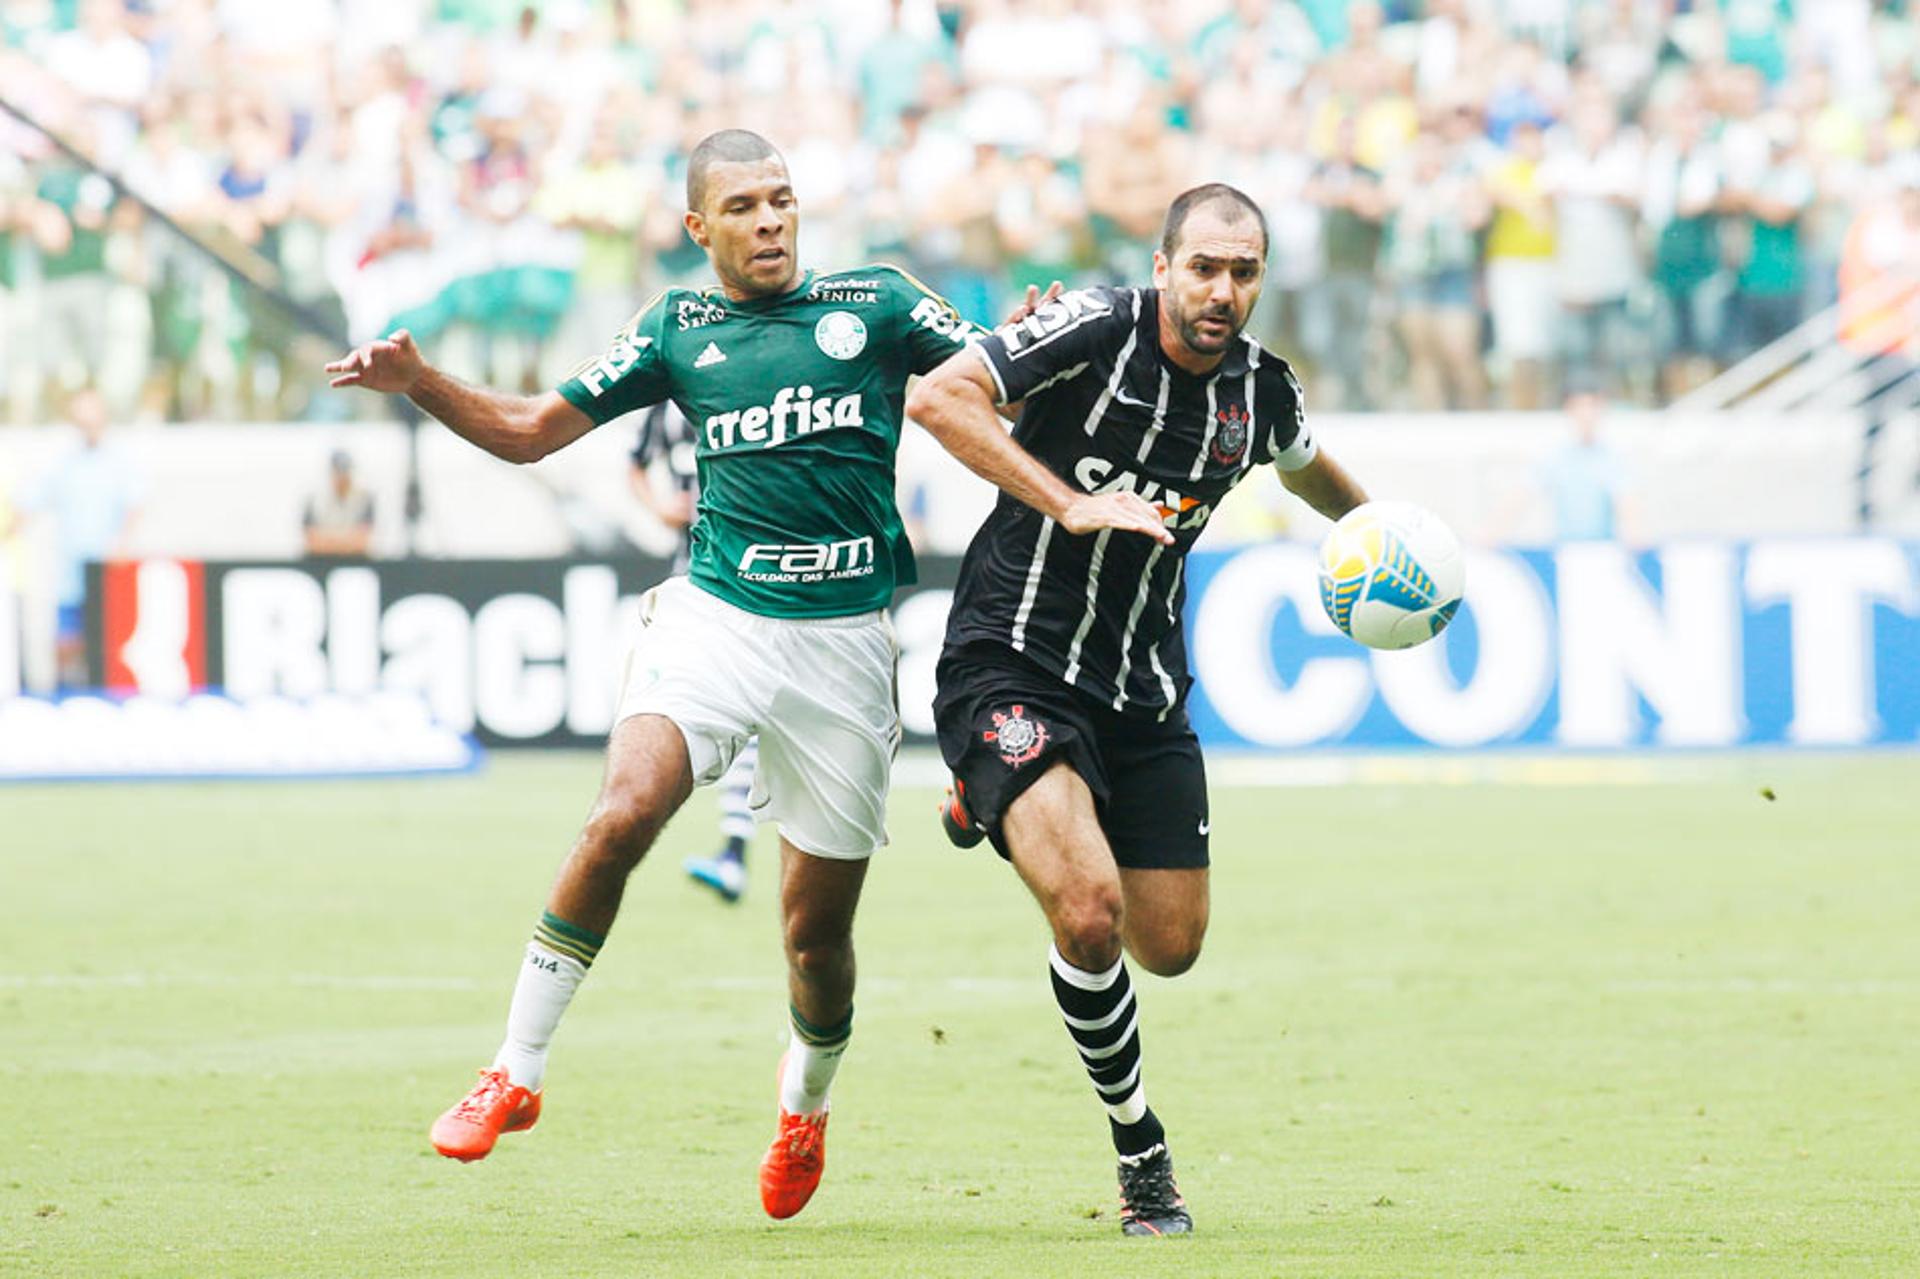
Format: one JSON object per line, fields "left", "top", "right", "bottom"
{"left": 325, "top": 129, "right": 1170, "bottom": 1219}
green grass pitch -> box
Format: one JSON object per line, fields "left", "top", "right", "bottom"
{"left": 4, "top": 753, "right": 1918, "bottom": 1277}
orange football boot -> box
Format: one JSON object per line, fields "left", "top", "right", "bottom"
{"left": 430, "top": 1067, "right": 541, "bottom": 1162}
{"left": 759, "top": 1054, "right": 829, "bottom": 1219}
{"left": 939, "top": 781, "right": 986, "bottom": 849}
{"left": 759, "top": 1109, "right": 829, "bottom": 1218}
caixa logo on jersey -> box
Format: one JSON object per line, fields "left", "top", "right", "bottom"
{"left": 1073, "top": 456, "right": 1213, "bottom": 531}
{"left": 85, "top": 559, "right": 671, "bottom": 747}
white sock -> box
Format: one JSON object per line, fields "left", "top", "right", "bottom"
{"left": 780, "top": 1017, "right": 851, "bottom": 1115}
{"left": 491, "top": 942, "right": 588, "bottom": 1091}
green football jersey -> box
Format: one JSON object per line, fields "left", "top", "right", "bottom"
{"left": 557, "top": 265, "right": 984, "bottom": 618}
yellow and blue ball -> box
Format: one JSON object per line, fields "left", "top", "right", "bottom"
{"left": 1317, "top": 501, "right": 1466, "bottom": 651}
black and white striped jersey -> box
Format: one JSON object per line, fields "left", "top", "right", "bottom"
{"left": 631, "top": 401, "right": 700, "bottom": 572}
{"left": 944, "top": 285, "right": 1317, "bottom": 719}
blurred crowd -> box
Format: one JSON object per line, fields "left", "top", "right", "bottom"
{"left": 4, "top": 0, "right": 1920, "bottom": 425}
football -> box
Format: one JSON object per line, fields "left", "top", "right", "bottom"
{"left": 1317, "top": 501, "right": 1466, "bottom": 650}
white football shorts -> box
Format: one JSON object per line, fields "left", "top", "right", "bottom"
{"left": 615, "top": 576, "right": 900, "bottom": 859}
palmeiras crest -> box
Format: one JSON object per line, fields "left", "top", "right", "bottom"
{"left": 1211, "top": 403, "right": 1250, "bottom": 464}
{"left": 982, "top": 704, "right": 1049, "bottom": 768}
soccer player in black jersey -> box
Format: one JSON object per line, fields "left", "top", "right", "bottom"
{"left": 906, "top": 184, "right": 1371, "bottom": 1236}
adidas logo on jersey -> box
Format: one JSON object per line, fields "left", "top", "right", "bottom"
{"left": 694, "top": 342, "right": 727, "bottom": 368}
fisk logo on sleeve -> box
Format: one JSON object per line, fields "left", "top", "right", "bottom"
{"left": 910, "top": 297, "right": 972, "bottom": 345}
{"left": 572, "top": 332, "right": 652, "bottom": 396}
{"left": 999, "top": 289, "right": 1112, "bottom": 356}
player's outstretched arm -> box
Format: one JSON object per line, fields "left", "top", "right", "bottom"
{"left": 1280, "top": 450, "right": 1369, "bottom": 523}
{"left": 907, "top": 350, "right": 1173, "bottom": 545}
{"left": 325, "top": 329, "right": 594, "bottom": 464}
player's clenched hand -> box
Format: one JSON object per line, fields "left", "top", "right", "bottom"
{"left": 325, "top": 329, "right": 426, "bottom": 393}
{"left": 1059, "top": 491, "right": 1176, "bottom": 545}
{"left": 1002, "top": 280, "right": 1064, "bottom": 327}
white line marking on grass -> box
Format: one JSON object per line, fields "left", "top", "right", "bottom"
{"left": 0, "top": 973, "right": 483, "bottom": 991}
{"left": 1605, "top": 978, "right": 1920, "bottom": 996}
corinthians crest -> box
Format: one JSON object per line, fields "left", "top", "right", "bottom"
{"left": 982, "top": 704, "right": 1049, "bottom": 768}
{"left": 1211, "top": 402, "right": 1250, "bottom": 464}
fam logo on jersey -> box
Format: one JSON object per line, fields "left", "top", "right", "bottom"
{"left": 1211, "top": 403, "right": 1250, "bottom": 465}
{"left": 983, "top": 704, "right": 1049, "bottom": 768}
{"left": 738, "top": 536, "right": 875, "bottom": 584}
{"left": 815, "top": 311, "right": 868, "bottom": 359}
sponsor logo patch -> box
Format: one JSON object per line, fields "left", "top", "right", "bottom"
{"left": 676, "top": 298, "right": 728, "bottom": 330}
{"left": 703, "top": 385, "right": 863, "bottom": 450}
{"left": 810, "top": 277, "right": 881, "bottom": 304}
{"left": 736, "top": 536, "right": 876, "bottom": 584}
{"left": 1071, "top": 456, "right": 1214, "bottom": 531}
{"left": 694, "top": 341, "right": 727, "bottom": 368}
{"left": 998, "top": 288, "right": 1113, "bottom": 355}
{"left": 910, "top": 296, "right": 971, "bottom": 345}
{"left": 570, "top": 332, "right": 652, "bottom": 397}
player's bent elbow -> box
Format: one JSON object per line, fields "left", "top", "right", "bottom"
{"left": 904, "top": 380, "right": 942, "bottom": 430}
{"left": 498, "top": 422, "right": 560, "bottom": 465}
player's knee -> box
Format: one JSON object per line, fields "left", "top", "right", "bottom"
{"left": 578, "top": 799, "right": 665, "bottom": 871}
{"left": 1133, "top": 934, "right": 1203, "bottom": 978}
{"left": 783, "top": 916, "right": 852, "bottom": 979}
{"left": 1131, "top": 913, "right": 1208, "bottom": 977}
{"left": 1053, "top": 885, "right": 1124, "bottom": 970}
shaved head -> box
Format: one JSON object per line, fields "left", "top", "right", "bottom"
{"left": 1160, "top": 183, "right": 1269, "bottom": 260}
{"left": 686, "top": 129, "right": 784, "bottom": 212}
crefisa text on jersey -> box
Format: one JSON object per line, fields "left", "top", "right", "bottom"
{"left": 703, "top": 384, "right": 864, "bottom": 450}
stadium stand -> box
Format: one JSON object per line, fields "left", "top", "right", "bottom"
{"left": 2, "top": 0, "right": 1917, "bottom": 425}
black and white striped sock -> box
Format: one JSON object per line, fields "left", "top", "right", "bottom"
{"left": 1049, "top": 943, "right": 1166, "bottom": 1158}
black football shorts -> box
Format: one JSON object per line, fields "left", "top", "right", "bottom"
{"left": 931, "top": 641, "right": 1209, "bottom": 870}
